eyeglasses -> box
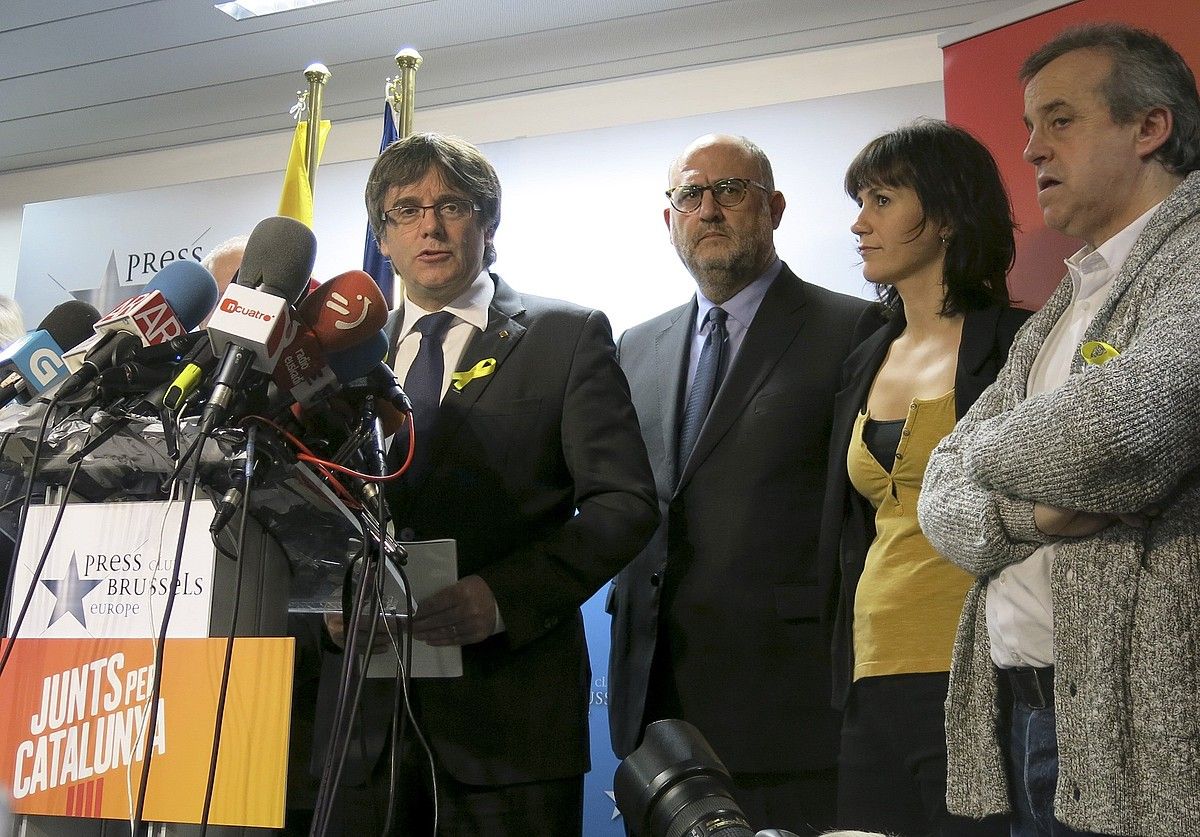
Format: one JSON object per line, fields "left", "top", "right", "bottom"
{"left": 382, "top": 199, "right": 481, "bottom": 227}
{"left": 665, "top": 178, "right": 769, "bottom": 213}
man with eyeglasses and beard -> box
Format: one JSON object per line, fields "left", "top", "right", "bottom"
{"left": 316, "top": 132, "right": 658, "bottom": 836}
{"left": 607, "top": 133, "right": 868, "bottom": 834}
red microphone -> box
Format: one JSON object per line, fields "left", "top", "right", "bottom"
{"left": 298, "top": 271, "right": 388, "bottom": 353}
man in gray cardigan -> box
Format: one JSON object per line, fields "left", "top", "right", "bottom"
{"left": 918, "top": 24, "right": 1200, "bottom": 837}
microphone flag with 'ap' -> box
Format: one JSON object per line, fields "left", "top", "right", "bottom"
{"left": 56, "top": 260, "right": 218, "bottom": 399}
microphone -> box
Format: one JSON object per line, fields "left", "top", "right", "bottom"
{"left": 96, "top": 361, "right": 176, "bottom": 399}
{"left": 297, "top": 271, "right": 388, "bottom": 352}
{"left": 326, "top": 330, "right": 389, "bottom": 382}
{"left": 57, "top": 261, "right": 218, "bottom": 399}
{"left": 269, "top": 322, "right": 338, "bottom": 408}
{"left": 200, "top": 216, "right": 317, "bottom": 433}
{"left": 236, "top": 216, "right": 316, "bottom": 303}
{"left": 0, "top": 301, "right": 100, "bottom": 408}
{"left": 329, "top": 332, "right": 413, "bottom": 418}
{"left": 270, "top": 276, "right": 389, "bottom": 410}
{"left": 125, "top": 331, "right": 207, "bottom": 365}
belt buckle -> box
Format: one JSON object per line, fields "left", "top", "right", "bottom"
{"left": 1009, "top": 666, "right": 1050, "bottom": 710}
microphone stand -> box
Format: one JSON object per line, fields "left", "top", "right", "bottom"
{"left": 310, "top": 396, "right": 404, "bottom": 836}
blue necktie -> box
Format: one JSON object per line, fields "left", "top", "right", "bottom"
{"left": 678, "top": 306, "right": 728, "bottom": 469}
{"left": 402, "top": 311, "right": 456, "bottom": 480}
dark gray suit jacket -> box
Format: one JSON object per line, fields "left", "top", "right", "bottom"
{"left": 321, "top": 274, "right": 658, "bottom": 787}
{"left": 607, "top": 263, "right": 867, "bottom": 772}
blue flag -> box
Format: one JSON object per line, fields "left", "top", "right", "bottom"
{"left": 363, "top": 104, "right": 399, "bottom": 305}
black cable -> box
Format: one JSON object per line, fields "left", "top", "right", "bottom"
{"left": 199, "top": 425, "right": 256, "bottom": 835}
{"left": 210, "top": 528, "right": 240, "bottom": 563}
{"left": 324, "top": 551, "right": 381, "bottom": 832}
{"left": 0, "top": 430, "right": 20, "bottom": 627}
{"left": 0, "top": 456, "right": 82, "bottom": 678}
{"left": 0, "top": 389, "right": 85, "bottom": 678}
{"left": 308, "top": 540, "right": 372, "bottom": 837}
{"left": 130, "top": 432, "right": 206, "bottom": 832}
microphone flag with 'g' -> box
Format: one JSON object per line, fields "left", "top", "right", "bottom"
{"left": 56, "top": 260, "right": 218, "bottom": 399}
{"left": 0, "top": 301, "right": 100, "bottom": 408}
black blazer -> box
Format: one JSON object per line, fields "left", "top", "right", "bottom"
{"left": 319, "top": 275, "right": 658, "bottom": 787}
{"left": 817, "top": 303, "right": 1032, "bottom": 709}
{"left": 607, "top": 263, "right": 868, "bottom": 773}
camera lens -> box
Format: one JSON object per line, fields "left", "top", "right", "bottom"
{"left": 614, "top": 719, "right": 755, "bottom": 837}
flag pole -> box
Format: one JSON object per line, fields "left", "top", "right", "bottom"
{"left": 388, "top": 48, "right": 422, "bottom": 137}
{"left": 303, "top": 62, "right": 331, "bottom": 191}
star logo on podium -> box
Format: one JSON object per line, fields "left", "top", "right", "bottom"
{"left": 40, "top": 552, "right": 103, "bottom": 629}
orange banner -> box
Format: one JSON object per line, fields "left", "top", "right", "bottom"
{"left": 0, "top": 637, "right": 293, "bottom": 827}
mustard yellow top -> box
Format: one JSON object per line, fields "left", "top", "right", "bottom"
{"left": 847, "top": 390, "right": 974, "bottom": 681}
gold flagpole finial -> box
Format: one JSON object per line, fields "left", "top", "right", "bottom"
{"left": 302, "top": 63, "right": 331, "bottom": 191}
{"left": 391, "top": 48, "right": 422, "bottom": 138}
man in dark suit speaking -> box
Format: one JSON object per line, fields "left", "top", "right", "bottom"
{"left": 607, "top": 134, "right": 867, "bottom": 834}
{"left": 330, "top": 132, "right": 657, "bottom": 836}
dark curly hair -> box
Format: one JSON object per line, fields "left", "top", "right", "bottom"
{"left": 844, "top": 119, "right": 1016, "bottom": 316}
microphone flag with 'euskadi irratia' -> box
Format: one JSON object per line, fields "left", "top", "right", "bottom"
{"left": 363, "top": 103, "right": 398, "bottom": 306}
{"left": 278, "top": 118, "right": 331, "bottom": 228}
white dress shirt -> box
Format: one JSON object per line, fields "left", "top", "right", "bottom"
{"left": 393, "top": 271, "right": 494, "bottom": 391}
{"left": 392, "top": 271, "right": 502, "bottom": 632}
{"left": 986, "top": 203, "right": 1159, "bottom": 668}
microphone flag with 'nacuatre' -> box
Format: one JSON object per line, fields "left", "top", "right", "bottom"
{"left": 363, "top": 103, "right": 398, "bottom": 306}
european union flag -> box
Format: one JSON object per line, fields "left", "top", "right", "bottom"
{"left": 363, "top": 104, "right": 399, "bottom": 306}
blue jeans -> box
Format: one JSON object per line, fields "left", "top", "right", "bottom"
{"left": 1002, "top": 680, "right": 1111, "bottom": 837}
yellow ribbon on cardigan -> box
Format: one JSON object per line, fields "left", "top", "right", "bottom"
{"left": 1080, "top": 340, "right": 1121, "bottom": 366}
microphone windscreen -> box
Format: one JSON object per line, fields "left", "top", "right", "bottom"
{"left": 327, "top": 331, "right": 388, "bottom": 383}
{"left": 298, "top": 271, "right": 389, "bottom": 352}
{"left": 39, "top": 300, "right": 101, "bottom": 348}
{"left": 237, "top": 216, "right": 317, "bottom": 304}
{"left": 145, "top": 260, "right": 219, "bottom": 329}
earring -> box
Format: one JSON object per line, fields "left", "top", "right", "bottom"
{"left": 939, "top": 235, "right": 950, "bottom": 247}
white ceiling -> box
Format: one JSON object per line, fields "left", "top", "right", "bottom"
{"left": 0, "top": 0, "right": 1033, "bottom": 174}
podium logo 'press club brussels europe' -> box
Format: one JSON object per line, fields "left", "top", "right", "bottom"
{"left": 36, "top": 551, "right": 208, "bottom": 633}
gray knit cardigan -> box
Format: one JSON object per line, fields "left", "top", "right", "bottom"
{"left": 918, "top": 171, "right": 1200, "bottom": 836}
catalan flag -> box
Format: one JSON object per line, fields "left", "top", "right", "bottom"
{"left": 278, "top": 119, "right": 331, "bottom": 227}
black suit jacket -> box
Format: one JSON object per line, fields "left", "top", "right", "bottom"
{"left": 607, "top": 263, "right": 868, "bottom": 773}
{"left": 816, "top": 303, "right": 1032, "bottom": 710}
{"left": 324, "top": 275, "right": 657, "bottom": 787}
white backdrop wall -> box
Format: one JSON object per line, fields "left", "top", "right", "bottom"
{"left": 4, "top": 34, "right": 944, "bottom": 332}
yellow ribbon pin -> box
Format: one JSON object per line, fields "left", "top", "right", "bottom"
{"left": 451, "top": 357, "right": 497, "bottom": 392}
{"left": 1080, "top": 340, "right": 1121, "bottom": 366}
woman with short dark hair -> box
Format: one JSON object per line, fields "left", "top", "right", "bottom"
{"left": 818, "top": 119, "right": 1029, "bottom": 835}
